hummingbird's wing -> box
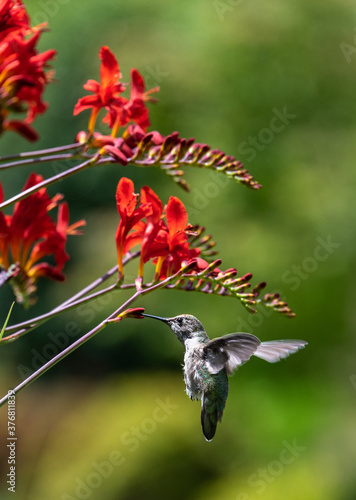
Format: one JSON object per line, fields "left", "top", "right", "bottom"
{"left": 203, "top": 334, "right": 307, "bottom": 375}
{"left": 203, "top": 333, "right": 261, "bottom": 375}
{"left": 254, "top": 340, "right": 308, "bottom": 363}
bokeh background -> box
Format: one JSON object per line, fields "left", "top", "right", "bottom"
{"left": 1, "top": 0, "right": 356, "bottom": 498}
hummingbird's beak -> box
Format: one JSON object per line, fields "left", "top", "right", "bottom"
{"left": 142, "top": 313, "right": 169, "bottom": 323}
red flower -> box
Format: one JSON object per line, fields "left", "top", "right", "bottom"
{"left": 0, "top": 0, "right": 29, "bottom": 38}
{"left": 0, "top": 0, "right": 56, "bottom": 141}
{"left": 115, "top": 177, "right": 152, "bottom": 276}
{"left": 0, "top": 173, "right": 85, "bottom": 306}
{"left": 111, "top": 307, "right": 145, "bottom": 322}
{"left": 73, "top": 46, "right": 126, "bottom": 135}
{"left": 112, "top": 69, "right": 159, "bottom": 132}
{"left": 74, "top": 46, "right": 159, "bottom": 137}
{"left": 135, "top": 185, "right": 164, "bottom": 277}
{"left": 142, "top": 196, "right": 200, "bottom": 279}
{"left": 115, "top": 177, "right": 201, "bottom": 280}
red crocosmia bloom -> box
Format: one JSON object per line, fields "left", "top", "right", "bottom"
{"left": 110, "top": 69, "right": 159, "bottom": 133}
{"left": 0, "top": 173, "right": 85, "bottom": 307}
{"left": 74, "top": 46, "right": 159, "bottom": 137}
{"left": 114, "top": 179, "right": 201, "bottom": 280}
{"left": 0, "top": 0, "right": 30, "bottom": 39}
{"left": 144, "top": 197, "right": 200, "bottom": 279}
{"left": 0, "top": 1, "right": 56, "bottom": 141}
{"left": 113, "top": 307, "right": 145, "bottom": 321}
{"left": 125, "top": 69, "right": 159, "bottom": 130}
{"left": 73, "top": 46, "right": 126, "bottom": 135}
{"left": 115, "top": 177, "right": 152, "bottom": 276}
{"left": 133, "top": 185, "right": 163, "bottom": 277}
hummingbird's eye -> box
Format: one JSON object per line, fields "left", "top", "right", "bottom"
{"left": 177, "top": 317, "right": 183, "bottom": 325}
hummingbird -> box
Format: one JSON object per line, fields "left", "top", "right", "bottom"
{"left": 142, "top": 313, "right": 307, "bottom": 441}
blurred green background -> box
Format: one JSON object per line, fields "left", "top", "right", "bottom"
{"left": 1, "top": 0, "right": 356, "bottom": 498}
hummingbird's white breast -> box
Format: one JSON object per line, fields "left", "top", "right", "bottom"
{"left": 183, "top": 338, "right": 206, "bottom": 400}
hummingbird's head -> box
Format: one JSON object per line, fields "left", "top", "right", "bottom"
{"left": 143, "top": 313, "right": 206, "bottom": 344}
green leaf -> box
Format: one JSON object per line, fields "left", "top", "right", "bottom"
{"left": 0, "top": 302, "right": 15, "bottom": 342}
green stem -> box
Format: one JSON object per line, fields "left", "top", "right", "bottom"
{"left": 0, "top": 153, "right": 80, "bottom": 171}
{"left": 0, "top": 262, "right": 196, "bottom": 406}
{"left": 0, "top": 142, "right": 83, "bottom": 162}
{"left": 0, "top": 288, "right": 142, "bottom": 407}
{"left": 1, "top": 252, "right": 140, "bottom": 342}
{"left": 0, "top": 154, "right": 100, "bottom": 210}
{"left": 3, "top": 266, "right": 119, "bottom": 334}
{"left": 1, "top": 282, "right": 118, "bottom": 343}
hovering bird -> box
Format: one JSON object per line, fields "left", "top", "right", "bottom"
{"left": 142, "top": 313, "right": 307, "bottom": 441}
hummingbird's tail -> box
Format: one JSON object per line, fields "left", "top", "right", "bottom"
{"left": 201, "top": 391, "right": 226, "bottom": 442}
{"left": 254, "top": 340, "right": 307, "bottom": 363}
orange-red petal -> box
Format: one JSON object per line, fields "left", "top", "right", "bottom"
{"left": 116, "top": 177, "right": 137, "bottom": 217}
{"left": 99, "top": 46, "right": 120, "bottom": 88}
{"left": 166, "top": 196, "right": 188, "bottom": 236}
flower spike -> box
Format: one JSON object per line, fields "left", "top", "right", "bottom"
{"left": 162, "top": 262, "right": 295, "bottom": 318}
{"left": 123, "top": 130, "right": 261, "bottom": 191}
